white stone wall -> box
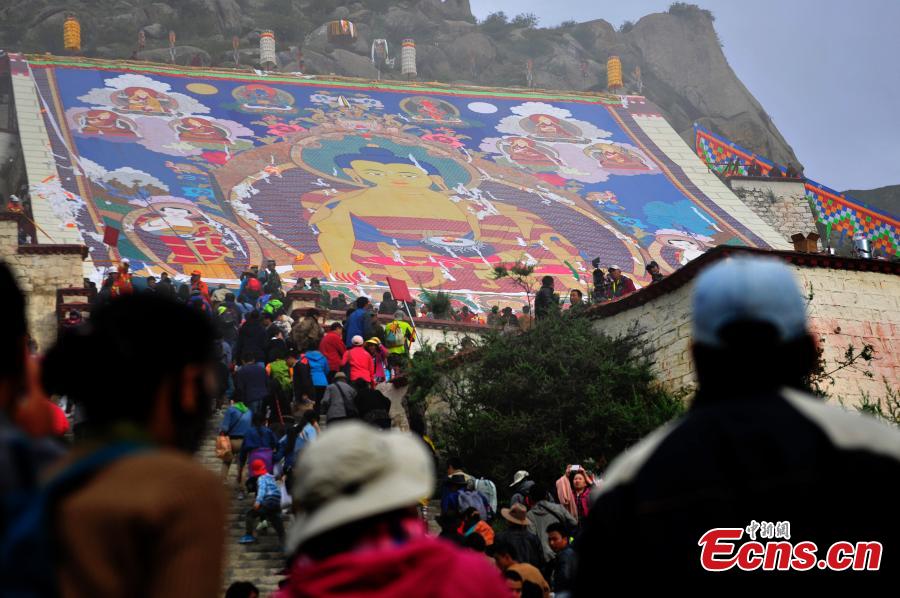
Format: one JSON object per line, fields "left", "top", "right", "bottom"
{"left": 1, "top": 220, "right": 86, "bottom": 350}
{"left": 729, "top": 179, "right": 818, "bottom": 245}
{"left": 592, "top": 262, "right": 900, "bottom": 406}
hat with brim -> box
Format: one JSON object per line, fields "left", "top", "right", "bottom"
{"left": 500, "top": 503, "right": 529, "bottom": 526}
{"left": 509, "top": 470, "right": 529, "bottom": 487}
{"left": 365, "top": 337, "right": 381, "bottom": 346}
{"left": 608, "top": 265, "right": 621, "bottom": 272}
{"left": 334, "top": 372, "right": 347, "bottom": 381}
{"left": 351, "top": 335, "right": 364, "bottom": 346}
{"left": 286, "top": 422, "right": 434, "bottom": 554}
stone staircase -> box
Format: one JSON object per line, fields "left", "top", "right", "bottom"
{"left": 196, "top": 415, "right": 286, "bottom": 595}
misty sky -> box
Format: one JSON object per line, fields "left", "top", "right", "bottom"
{"left": 471, "top": 0, "right": 900, "bottom": 191}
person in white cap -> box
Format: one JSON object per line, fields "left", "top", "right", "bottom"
{"left": 341, "top": 334, "right": 374, "bottom": 385}
{"left": 606, "top": 265, "right": 635, "bottom": 299}
{"left": 574, "top": 256, "right": 900, "bottom": 586}
{"left": 275, "top": 422, "right": 509, "bottom": 597}
{"left": 509, "top": 470, "right": 535, "bottom": 507}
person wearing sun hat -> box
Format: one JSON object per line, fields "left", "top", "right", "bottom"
{"left": 574, "top": 255, "right": 900, "bottom": 587}
{"left": 275, "top": 422, "right": 509, "bottom": 597}
{"left": 365, "top": 336, "right": 391, "bottom": 383}
{"left": 495, "top": 502, "right": 544, "bottom": 571}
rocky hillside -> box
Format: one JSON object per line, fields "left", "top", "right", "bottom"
{"left": 843, "top": 185, "right": 900, "bottom": 217}
{"left": 0, "top": 0, "right": 799, "bottom": 166}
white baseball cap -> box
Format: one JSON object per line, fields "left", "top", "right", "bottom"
{"left": 692, "top": 256, "right": 808, "bottom": 347}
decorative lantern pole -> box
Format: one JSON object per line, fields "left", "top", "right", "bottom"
{"left": 168, "top": 30, "right": 177, "bottom": 64}
{"left": 401, "top": 38, "right": 417, "bottom": 80}
{"left": 259, "top": 30, "right": 277, "bottom": 71}
{"left": 607, "top": 55, "right": 623, "bottom": 92}
{"left": 63, "top": 15, "right": 81, "bottom": 54}
{"left": 232, "top": 36, "right": 240, "bottom": 67}
{"left": 137, "top": 30, "right": 146, "bottom": 53}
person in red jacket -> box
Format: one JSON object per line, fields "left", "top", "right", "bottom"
{"left": 607, "top": 265, "right": 636, "bottom": 299}
{"left": 190, "top": 270, "right": 210, "bottom": 301}
{"left": 110, "top": 262, "right": 134, "bottom": 297}
{"left": 319, "top": 322, "right": 346, "bottom": 380}
{"left": 342, "top": 335, "right": 374, "bottom": 385}
{"left": 276, "top": 422, "right": 509, "bottom": 598}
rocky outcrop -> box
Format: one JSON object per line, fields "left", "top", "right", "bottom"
{"left": 0, "top": 1, "right": 800, "bottom": 166}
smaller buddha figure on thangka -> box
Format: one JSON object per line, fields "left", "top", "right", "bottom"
{"left": 584, "top": 141, "right": 651, "bottom": 171}
{"left": 112, "top": 87, "right": 177, "bottom": 115}
{"left": 232, "top": 83, "right": 295, "bottom": 113}
{"left": 400, "top": 96, "right": 463, "bottom": 124}
{"left": 496, "top": 136, "right": 564, "bottom": 172}
{"left": 174, "top": 117, "right": 233, "bottom": 147}
{"left": 520, "top": 113, "right": 586, "bottom": 143}
{"left": 76, "top": 109, "right": 138, "bottom": 137}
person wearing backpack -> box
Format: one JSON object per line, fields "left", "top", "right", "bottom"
{"left": 5, "top": 294, "right": 226, "bottom": 597}
{"left": 239, "top": 413, "right": 278, "bottom": 499}
{"left": 218, "top": 400, "right": 253, "bottom": 488}
{"left": 441, "top": 473, "right": 473, "bottom": 515}
{"left": 239, "top": 270, "right": 263, "bottom": 306}
{"left": 320, "top": 372, "right": 358, "bottom": 426}
{"left": 239, "top": 458, "right": 285, "bottom": 546}
{"left": 473, "top": 477, "right": 498, "bottom": 521}
{"left": 384, "top": 310, "right": 415, "bottom": 366}
{"left": 525, "top": 482, "right": 577, "bottom": 564}
{"left": 216, "top": 293, "right": 242, "bottom": 344}
{"left": 265, "top": 345, "right": 293, "bottom": 426}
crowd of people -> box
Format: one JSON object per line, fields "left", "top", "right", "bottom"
{"left": 2, "top": 250, "right": 899, "bottom": 596}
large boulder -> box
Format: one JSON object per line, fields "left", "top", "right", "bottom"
{"left": 330, "top": 48, "right": 378, "bottom": 79}
{"left": 623, "top": 10, "right": 799, "bottom": 166}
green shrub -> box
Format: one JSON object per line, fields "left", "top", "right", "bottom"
{"left": 422, "top": 315, "right": 686, "bottom": 493}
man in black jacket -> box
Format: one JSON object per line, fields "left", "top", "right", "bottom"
{"left": 533, "top": 276, "right": 559, "bottom": 320}
{"left": 233, "top": 311, "right": 267, "bottom": 364}
{"left": 575, "top": 256, "right": 900, "bottom": 589}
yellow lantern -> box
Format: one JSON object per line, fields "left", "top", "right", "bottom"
{"left": 63, "top": 15, "right": 81, "bottom": 53}
{"left": 607, "top": 55, "right": 623, "bottom": 91}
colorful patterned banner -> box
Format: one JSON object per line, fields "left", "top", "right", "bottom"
{"left": 694, "top": 124, "right": 898, "bottom": 256}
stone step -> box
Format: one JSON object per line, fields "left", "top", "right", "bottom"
{"left": 198, "top": 410, "right": 287, "bottom": 592}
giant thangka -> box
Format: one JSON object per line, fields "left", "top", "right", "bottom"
{"left": 16, "top": 55, "right": 784, "bottom": 311}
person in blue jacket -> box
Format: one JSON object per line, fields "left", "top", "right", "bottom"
{"left": 344, "top": 296, "right": 374, "bottom": 348}
{"left": 304, "top": 347, "right": 331, "bottom": 402}
{"left": 239, "top": 412, "right": 278, "bottom": 499}
{"left": 219, "top": 400, "right": 253, "bottom": 487}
